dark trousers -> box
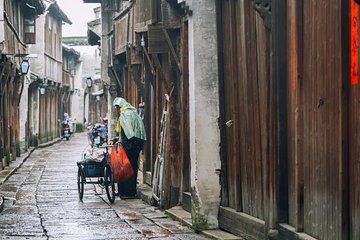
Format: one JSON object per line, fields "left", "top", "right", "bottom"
{"left": 118, "top": 136, "right": 143, "bottom": 197}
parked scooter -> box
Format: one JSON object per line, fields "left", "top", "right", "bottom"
{"left": 62, "top": 121, "right": 71, "bottom": 140}
{"left": 88, "top": 123, "right": 108, "bottom": 146}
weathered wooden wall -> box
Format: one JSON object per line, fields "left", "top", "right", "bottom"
{"left": 0, "top": 0, "right": 28, "bottom": 164}
{"left": 349, "top": 1, "right": 360, "bottom": 239}
{"left": 218, "top": 0, "right": 360, "bottom": 239}
{"left": 218, "top": 1, "right": 276, "bottom": 238}
{"left": 284, "top": 0, "right": 350, "bottom": 239}
{"left": 134, "top": 0, "right": 158, "bottom": 32}
{"left": 218, "top": 0, "right": 280, "bottom": 235}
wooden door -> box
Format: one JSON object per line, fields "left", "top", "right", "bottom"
{"left": 218, "top": 0, "right": 275, "bottom": 221}
{"left": 285, "top": 0, "right": 349, "bottom": 239}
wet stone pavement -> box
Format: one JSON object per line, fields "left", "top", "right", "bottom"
{"left": 0, "top": 133, "right": 210, "bottom": 240}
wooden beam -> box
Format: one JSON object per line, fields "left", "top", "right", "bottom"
{"left": 219, "top": 207, "right": 266, "bottom": 239}
{"left": 131, "top": 65, "right": 146, "bottom": 98}
{"left": 144, "top": 57, "right": 155, "bottom": 86}
{"left": 110, "top": 67, "right": 123, "bottom": 91}
{"left": 142, "top": 46, "right": 155, "bottom": 74}
{"left": 162, "top": 28, "right": 182, "bottom": 73}
{"left": 153, "top": 54, "right": 171, "bottom": 91}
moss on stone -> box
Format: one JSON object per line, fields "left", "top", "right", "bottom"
{"left": 4, "top": 148, "right": 10, "bottom": 165}
{"left": 191, "top": 187, "right": 209, "bottom": 231}
{"left": 29, "top": 134, "right": 39, "bottom": 147}
{"left": 11, "top": 147, "right": 16, "bottom": 161}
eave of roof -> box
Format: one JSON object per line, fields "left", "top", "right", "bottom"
{"left": 62, "top": 44, "right": 80, "bottom": 59}
{"left": 87, "top": 29, "right": 101, "bottom": 46}
{"left": 26, "top": 0, "right": 46, "bottom": 15}
{"left": 83, "top": 0, "right": 101, "bottom": 3}
{"left": 47, "top": 1, "right": 72, "bottom": 24}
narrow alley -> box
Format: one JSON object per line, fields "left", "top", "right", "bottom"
{"left": 2, "top": 0, "right": 360, "bottom": 239}
{"left": 0, "top": 133, "right": 209, "bottom": 240}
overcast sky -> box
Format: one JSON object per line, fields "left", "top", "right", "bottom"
{"left": 56, "top": 0, "right": 100, "bottom": 37}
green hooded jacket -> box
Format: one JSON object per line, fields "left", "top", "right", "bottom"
{"left": 113, "top": 97, "right": 147, "bottom": 141}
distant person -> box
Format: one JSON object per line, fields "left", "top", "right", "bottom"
{"left": 113, "top": 97, "right": 146, "bottom": 199}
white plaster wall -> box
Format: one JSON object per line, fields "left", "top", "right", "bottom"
{"left": 0, "top": 0, "right": 4, "bottom": 43}
{"left": 19, "top": 10, "right": 46, "bottom": 150}
{"left": 30, "top": 89, "right": 39, "bottom": 136}
{"left": 69, "top": 45, "right": 100, "bottom": 126}
{"left": 28, "top": 14, "right": 46, "bottom": 77}
{"left": 186, "top": 0, "right": 221, "bottom": 229}
{"left": 71, "top": 62, "right": 85, "bottom": 126}
{"left": 71, "top": 45, "right": 101, "bottom": 77}
{"left": 19, "top": 76, "right": 29, "bottom": 151}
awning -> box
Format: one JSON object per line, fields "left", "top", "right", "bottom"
{"left": 91, "top": 89, "right": 104, "bottom": 96}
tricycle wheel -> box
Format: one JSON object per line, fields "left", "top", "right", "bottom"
{"left": 104, "top": 165, "right": 115, "bottom": 203}
{"left": 77, "top": 167, "right": 84, "bottom": 200}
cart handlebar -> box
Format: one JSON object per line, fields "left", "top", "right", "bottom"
{"left": 94, "top": 142, "right": 121, "bottom": 149}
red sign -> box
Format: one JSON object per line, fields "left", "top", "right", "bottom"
{"left": 351, "top": 0, "right": 359, "bottom": 85}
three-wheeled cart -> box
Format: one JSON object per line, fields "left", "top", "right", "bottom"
{"left": 77, "top": 144, "right": 115, "bottom": 203}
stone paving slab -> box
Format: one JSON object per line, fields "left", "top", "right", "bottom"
{"left": 0, "top": 205, "right": 38, "bottom": 215}
{"left": 166, "top": 207, "right": 193, "bottom": 227}
{"left": 154, "top": 218, "right": 195, "bottom": 234}
{"left": 47, "top": 235, "right": 148, "bottom": 240}
{"left": 125, "top": 216, "right": 154, "bottom": 225}
{"left": 175, "top": 233, "right": 213, "bottom": 240}
{"left": 0, "top": 237, "right": 47, "bottom": 240}
{"left": 143, "top": 210, "right": 169, "bottom": 219}
{"left": 116, "top": 209, "right": 145, "bottom": 220}
{"left": 202, "top": 230, "right": 244, "bottom": 240}
{"left": 133, "top": 224, "right": 172, "bottom": 238}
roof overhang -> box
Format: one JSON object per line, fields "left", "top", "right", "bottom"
{"left": 62, "top": 44, "right": 80, "bottom": 60}
{"left": 87, "top": 18, "right": 101, "bottom": 46}
{"left": 24, "top": 0, "right": 46, "bottom": 16}
{"left": 83, "top": 0, "right": 101, "bottom": 3}
{"left": 47, "top": 1, "right": 72, "bottom": 25}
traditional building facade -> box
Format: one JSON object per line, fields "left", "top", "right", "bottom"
{"left": 84, "top": 0, "right": 360, "bottom": 240}
{"left": 27, "top": 0, "right": 71, "bottom": 145}
{"left": 62, "top": 44, "right": 80, "bottom": 123}
{"left": 0, "top": 0, "right": 45, "bottom": 168}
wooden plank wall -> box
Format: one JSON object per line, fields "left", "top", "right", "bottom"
{"left": 349, "top": 1, "right": 360, "bottom": 239}
{"left": 1, "top": 0, "right": 25, "bottom": 161}
{"left": 286, "top": 0, "right": 349, "bottom": 239}
{"left": 180, "top": 21, "right": 190, "bottom": 197}
{"left": 114, "top": 15, "right": 129, "bottom": 55}
{"left": 286, "top": 0, "right": 303, "bottom": 230}
{"left": 134, "top": 0, "right": 157, "bottom": 32}
{"left": 220, "top": 0, "right": 240, "bottom": 210}
{"left": 219, "top": 0, "right": 275, "bottom": 226}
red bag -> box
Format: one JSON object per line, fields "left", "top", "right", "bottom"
{"left": 110, "top": 144, "right": 134, "bottom": 182}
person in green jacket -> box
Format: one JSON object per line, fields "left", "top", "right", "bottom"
{"left": 113, "top": 97, "right": 146, "bottom": 199}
